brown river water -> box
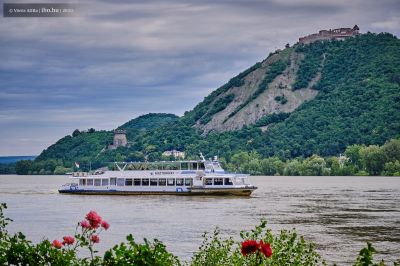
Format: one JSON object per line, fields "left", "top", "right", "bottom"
{"left": 0, "top": 175, "right": 399, "bottom": 264}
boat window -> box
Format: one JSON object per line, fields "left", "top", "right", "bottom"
{"left": 167, "top": 178, "right": 175, "bottom": 186}
{"left": 189, "top": 162, "right": 197, "bottom": 170}
{"left": 142, "top": 178, "right": 149, "bottom": 186}
{"left": 224, "top": 178, "right": 233, "bottom": 185}
{"left": 134, "top": 178, "right": 141, "bottom": 186}
{"left": 214, "top": 178, "right": 223, "bottom": 185}
{"left": 159, "top": 178, "right": 166, "bottom": 186}
{"left": 117, "top": 178, "right": 125, "bottom": 186}
{"left": 181, "top": 162, "right": 189, "bottom": 170}
{"left": 198, "top": 163, "right": 205, "bottom": 170}
{"left": 125, "top": 178, "right": 133, "bottom": 186}
{"left": 205, "top": 164, "right": 213, "bottom": 170}
{"left": 184, "top": 178, "right": 192, "bottom": 186}
{"left": 176, "top": 178, "right": 184, "bottom": 186}
{"left": 87, "top": 179, "right": 94, "bottom": 186}
{"left": 102, "top": 179, "right": 109, "bottom": 186}
{"left": 205, "top": 178, "right": 213, "bottom": 185}
{"left": 150, "top": 178, "right": 158, "bottom": 186}
{"left": 94, "top": 179, "right": 101, "bottom": 186}
{"left": 110, "top": 178, "right": 116, "bottom": 186}
{"left": 79, "top": 179, "right": 85, "bottom": 186}
{"left": 234, "top": 178, "right": 245, "bottom": 185}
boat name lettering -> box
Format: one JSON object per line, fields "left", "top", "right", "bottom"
{"left": 154, "top": 171, "right": 174, "bottom": 175}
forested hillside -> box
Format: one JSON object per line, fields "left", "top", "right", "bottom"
{"left": 23, "top": 33, "right": 400, "bottom": 175}
{"left": 119, "top": 113, "right": 179, "bottom": 130}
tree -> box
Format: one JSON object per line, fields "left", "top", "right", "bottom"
{"left": 53, "top": 166, "right": 72, "bottom": 175}
{"left": 72, "top": 129, "right": 81, "bottom": 137}
{"left": 302, "top": 155, "right": 328, "bottom": 176}
{"left": 283, "top": 159, "right": 302, "bottom": 176}
{"left": 382, "top": 139, "right": 400, "bottom": 162}
{"left": 15, "top": 160, "right": 33, "bottom": 175}
{"left": 260, "top": 157, "right": 283, "bottom": 175}
{"left": 345, "top": 145, "right": 364, "bottom": 169}
{"left": 128, "top": 151, "right": 145, "bottom": 162}
{"left": 382, "top": 161, "right": 400, "bottom": 176}
{"left": 231, "top": 151, "right": 251, "bottom": 172}
{"left": 360, "top": 145, "right": 387, "bottom": 175}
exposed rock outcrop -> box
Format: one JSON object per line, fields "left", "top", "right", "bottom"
{"left": 196, "top": 48, "right": 321, "bottom": 134}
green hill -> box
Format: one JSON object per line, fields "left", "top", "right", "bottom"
{"left": 31, "top": 32, "right": 400, "bottom": 173}
{"left": 119, "top": 113, "right": 179, "bottom": 130}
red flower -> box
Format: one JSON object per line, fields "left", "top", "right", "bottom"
{"left": 241, "top": 240, "right": 260, "bottom": 256}
{"left": 62, "top": 236, "right": 75, "bottom": 245}
{"left": 80, "top": 220, "right": 90, "bottom": 229}
{"left": 86, "top": 211, "right": 102, "bottom": 229}
{"left": 101, "top": 220, "right": 110, "bottom": 230}
{"left": 90, "top": 234, "right": 100, "bottom": 244}
{"left": 52, "top": 239, "right": 63, "bottom": 249}
{"left": 259, "top": 241, "right": 273, "bottom": 258}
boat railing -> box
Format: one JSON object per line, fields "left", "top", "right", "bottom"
{"left": 110, "top": 161, "right": 208, "bottom": 171}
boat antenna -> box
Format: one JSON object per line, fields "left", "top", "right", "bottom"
{"left": 199, "top": 152, "right": 205, "bottom": 162}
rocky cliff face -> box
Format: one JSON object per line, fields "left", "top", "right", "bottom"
{"left": 193, "top": 47, "right": 322, "bottom": 134}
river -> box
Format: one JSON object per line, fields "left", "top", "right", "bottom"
{"left": 0, "top": 175, "right": 399, "bottom": 264}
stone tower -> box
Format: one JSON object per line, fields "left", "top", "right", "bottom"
{"left": 108, "top": 129, "right": 127, "bottom": 149}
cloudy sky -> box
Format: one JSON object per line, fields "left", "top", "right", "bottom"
{"left": 0, "top": 0, "right": 399, "bottom": 155}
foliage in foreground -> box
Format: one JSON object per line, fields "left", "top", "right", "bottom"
{"left": 191, "top": 220, "right": 323, "bottom": 266}
{"left": 0, "top": 203, "right": 399, "bottom": 265}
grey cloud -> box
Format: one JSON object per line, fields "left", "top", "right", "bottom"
{"left": 0, "top": 0, "right": 399, "bottom": 155}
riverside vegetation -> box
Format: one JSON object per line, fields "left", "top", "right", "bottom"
{"left": 13, "top": 138, "right": 400, "bottom": 177}
{"left": 3, "top": 33, "right": 400, "bottom": 175}
{"left": 1, "top": 203, "right": 399, "bottom": 266}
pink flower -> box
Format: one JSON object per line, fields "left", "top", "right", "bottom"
{"left": 259, "top": 241, "right": 273, "bottom": 258}
{"left": 241, "top": 240, "right": 260, "bottom": 256}
{"left": 80, "top": 220, "right": 90, "bottom": 229}
{"left": 62, "top": 236, "right": 75, "bottom": 245}
{"left": 52, "top": 239, "right": 63, "bottom": 249}
{"left": 101, "top": 220, "right": 110, "bottom": 230}
{"left": 86, "top": 211, "right": 102, "bottom": 229}
{"left": 90, "top": 234, "right": 100, "bottom": 244}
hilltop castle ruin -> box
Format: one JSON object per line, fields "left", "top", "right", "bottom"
{"left": 108, "top": 129, "right": 128, "bottom": 150}
{"left": 299, "top": 25, "right": 359, "bottom": 44}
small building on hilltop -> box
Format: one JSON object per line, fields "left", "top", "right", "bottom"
{"left": 108, "top": 129, "right": 128, "bottom": 150}
{"left": 299, "top": 25, "right": 359, "bottom": 44}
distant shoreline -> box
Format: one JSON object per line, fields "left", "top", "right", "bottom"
{"left": 0, "top": 156, "right": 36, "bottom": 164}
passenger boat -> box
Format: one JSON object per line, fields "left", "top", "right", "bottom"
{"left": 58, "top": 155, "right": 257, "bottom": 196}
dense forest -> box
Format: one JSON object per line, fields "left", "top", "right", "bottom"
{"left": 14, "top": 138, "right": 400, "bottom": 176}
{"left": 8, "top": 33, "right": 400, "bottom": 175}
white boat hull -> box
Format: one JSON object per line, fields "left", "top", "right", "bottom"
{"left": 58, "top": 186, "right": 257, "bottom": 196}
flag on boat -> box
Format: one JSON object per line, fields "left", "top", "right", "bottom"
{"left": 75, "top": 162, "right": 80, "bottom": 168}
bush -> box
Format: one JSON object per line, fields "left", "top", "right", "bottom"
{"left": 103, "top": 235, "right": 180, "bottom": 266}
{"left": 1, "top": 203, "right": 399, "bottom": 265}
{"left": 191, "top": 219, "right": 324, "bottom": 266}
